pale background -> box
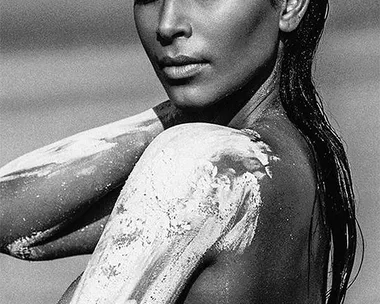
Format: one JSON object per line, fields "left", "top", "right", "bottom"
{"left": 0, "top": 0, "right": 378, "bottom": 303}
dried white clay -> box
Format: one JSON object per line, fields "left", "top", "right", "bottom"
{"left": 6, "top": 222, "right": 65, "bottom": 259}
{"left": 69, "top": 123, "right": 279, "bottom": 304}
{"left": 0, "top": 108, "right": 160, "bottom": 182}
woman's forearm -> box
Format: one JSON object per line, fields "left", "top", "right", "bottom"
{"left": 0, "top": 104, "right": 175, "bottom": 258}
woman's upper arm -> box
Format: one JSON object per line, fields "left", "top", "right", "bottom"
{"left": 68, "top": 123, "right": 285, "bottom": 303}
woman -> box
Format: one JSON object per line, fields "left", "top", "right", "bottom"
{"left": 0, "top": 0, "right": 357, "bottom": 303}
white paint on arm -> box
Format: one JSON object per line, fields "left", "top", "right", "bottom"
{"left": 69, "top": 123, "right": 279, "bottom": 304}
{"left": 0, "top": 108, "right": 161, "bottom": 181}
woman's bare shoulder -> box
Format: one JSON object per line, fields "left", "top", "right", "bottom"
{"left": 151, "top": 121, "right": 319, "bottom": 252}
{"left": 153, "top": 122, "right": 324, "bottom": 303}
{"left": 60, "top": 122, "right": 324, "bottom": 303}
{"left": 246, "top": 116, "right": 317, "bottom": 210}
{"left": 156, "top": 120, "right": 316, "bottom": 203}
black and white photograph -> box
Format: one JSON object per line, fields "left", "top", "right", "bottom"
{"left": 0, "top": 0, "right": 378, "bottom": 303}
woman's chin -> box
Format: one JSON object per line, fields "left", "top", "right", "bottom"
{"left": 165, "top": 84, "right": 223, "bottom": 110}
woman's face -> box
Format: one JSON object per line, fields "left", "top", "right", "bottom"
{"left": 134, "top": 0, "right": 281, "bottom": 109}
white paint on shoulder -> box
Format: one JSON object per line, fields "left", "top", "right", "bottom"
{"left": 69, "top": 123, "right": 280, "bottom": 303}
{"left": 216, "top": 171, "right": 262, "bottom": 254}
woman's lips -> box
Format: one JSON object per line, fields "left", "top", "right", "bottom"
{"left": 158, "top": 55, "right": 209, "bottom": 80}
{"left": 162, "top": 63, "right": 209, "bottom": 80}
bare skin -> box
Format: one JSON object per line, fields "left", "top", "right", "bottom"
{"left": 0, "top": 64, "right": 328, "bottom": 303}
{"left": 55, "top": 59, "right": 327, "bottom": 302}
{"left": 0, "top": 99, "right": 255, "bottom": 260}
{"left": 57, "top": 98, "right": 327, "bottom": 303}
{"left": 0, "top": 0, "right": 329, "bottom": 302}
{"left": 0, "top": 85, "right": 328, "bottom": 303}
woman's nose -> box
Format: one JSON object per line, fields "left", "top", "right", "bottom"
{"left": 156, "top": 0, "right": 192, "bottom": 44}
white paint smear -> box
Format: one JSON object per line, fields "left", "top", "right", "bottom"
{"left": 70, "top": 124, "right": 279, "bottom": 304}
{"left": 0, "top": 108, "right": 159, "bottom": 180}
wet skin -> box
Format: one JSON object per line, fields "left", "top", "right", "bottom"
{"left": 58, "top": 111, "right": 327, "bottom": 304}
{"left": 1, "top": 0, "right": 329, "bottom": 302}
{"left": 175, "top": 118, "right": 328, "bottom": 304}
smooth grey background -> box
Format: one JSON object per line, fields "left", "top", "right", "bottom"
{"left": 0, "top": 1, "right": 379, "bottom": 303}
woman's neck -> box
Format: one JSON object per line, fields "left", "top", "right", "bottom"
{"left": 155, "top": 49, "right": 283, "bottom": 129}
{"left": 201, "top": 49, "right": 283, "bottom": 128}
{"left": 227, "top": 53, "right": 282, "bottom": 129}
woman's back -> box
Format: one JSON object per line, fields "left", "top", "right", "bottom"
{"left": 171, "top": 112, "right": 328, "bottom": 303}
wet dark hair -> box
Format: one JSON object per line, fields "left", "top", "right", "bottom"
{"left": 279, "top": 0, "right": 358, "bottom": 303}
